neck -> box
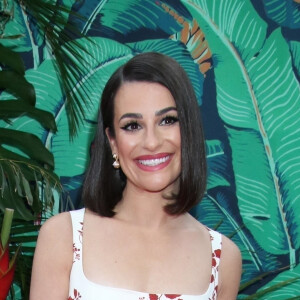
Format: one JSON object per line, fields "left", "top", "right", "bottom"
{"left": 113, "top": 184, "right": 178, "bottom": 230}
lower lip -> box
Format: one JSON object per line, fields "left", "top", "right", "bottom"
{"left": 135, "top": 155, "right": 173, "bottom": 172}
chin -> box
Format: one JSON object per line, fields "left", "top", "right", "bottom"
{"left": 143, "top": 177, "right": 180, "bottom": 194}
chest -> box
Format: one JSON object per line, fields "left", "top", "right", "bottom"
{"left": 82, "top": 225, "right": 212, "bottom": 294}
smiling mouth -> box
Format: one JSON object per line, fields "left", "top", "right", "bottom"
{"left": 138, "top": 155, "right": 170, "bottom": 167}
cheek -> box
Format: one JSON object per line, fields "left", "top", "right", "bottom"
{"left": 177, "top": 131, "right": 181, "bottom": 147}
{"left": 169, "top": 128, "right": 181, "bottom": 147}
{"left": 115, "top": 134, "right": 138, "bottom": 158}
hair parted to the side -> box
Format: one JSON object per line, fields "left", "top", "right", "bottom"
{"left": 82, "top": 52, "right": 207, "bottom": 217}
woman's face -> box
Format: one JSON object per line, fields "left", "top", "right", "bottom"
{"left": 106, "top": 81, "right": 181, "bottom": 194}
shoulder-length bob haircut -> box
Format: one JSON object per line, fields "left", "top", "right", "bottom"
{"left": 82, "top": 52, "right": 206, "bottom": 217}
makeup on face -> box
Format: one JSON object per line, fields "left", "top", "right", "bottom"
{"left": 134, "top": 153, "right": 173, "bottom": 172}
{"left": 107, "top": 81, "right": 181, "bottom": 193}
{"left": 119, "top": 107, "right": 178, "bottom": 132}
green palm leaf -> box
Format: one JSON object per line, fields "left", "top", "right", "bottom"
{"left": 95, "top": 0, "right": 182, "bottom": 38}
{"left": 0, "top": 45, "right": 35, "bottom": 105}
{"left": 6, "top": 0, "right": 95, "bottom": 137}
{"left": 262, "top": 0, "right": 300, "bottom": 29}
{"left": 0, "top": 129, "right": 54, "bottom": 168}
{"left": 0, "top": 45, "right": 60, "bottom": 220}
{"left": 192, "top": 190, "right": 273, "bottom": 283}
{"left": 242, "top": 264, "right": 300, "bottom": 299}
{"left": 0, "top": 142, "right": 59, "bottom": 219}
{"left": 0, "top": 71, "right": 35, "bottom": 105}
{"left": 127, "top": 38, "right": 204, "bottom": 103}
{"left": 0, "top": 2, "right": 34, "bottom": 50}
{"left": 0, "top": 213, "right": 45, "bottom": 299}
{"left": 0, "top": 44, "right": 24, "bottom": 75}
{"left": 205, "top": 139, "right": 230, "bottom": 189}
{"left": 0, "top": 38, "right": 132, "bottom": 178}
{"left": 290, "top": 41, "right": 300, "bottom": 78}
{"left": 0, "top": 100, "right": 57, "bottom": 131}
{"left": 183, "top": 0, "right": 300, "bottom": 269}
{"left": 79, "top": 0, "right": 108, "bottom": 35}
{"left": 191, "top": 139, "right": 279, "bottom": 283}
{"left": 47, "top": 37, "right": 131, "bottom": 176}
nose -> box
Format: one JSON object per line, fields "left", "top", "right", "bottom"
{"left": 142, "top": 127, "right": 162, "bottom": 151}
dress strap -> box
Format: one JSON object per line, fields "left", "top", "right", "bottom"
{"left": 207, "top": 228, "right": 222, "bottom": 297}
{"left": 69, "top": 208, "right": 85, "bottom": 263}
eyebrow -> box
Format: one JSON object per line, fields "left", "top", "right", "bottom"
{"left": 155, "top": 106, "right": 177, "bottom": 116}
{"left": 119, "top": 106, "right": 177, "bottom": 122}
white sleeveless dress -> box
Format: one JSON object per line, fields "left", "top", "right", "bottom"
{"left": 68, "top": 208, "right": 222, "bottom": 300}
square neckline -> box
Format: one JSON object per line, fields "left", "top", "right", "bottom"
{"left": 69, "top": 208, "right": 221, "bottom": 299}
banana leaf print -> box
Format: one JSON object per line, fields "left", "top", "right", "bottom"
{"left": 0, "top": 45, "right": 59, "bottom": 221}
{"left": 0, "top": 3, "right": 38, "bottom": 52}
{"left": 4, "top": 0, "right": 97, "bottom": 136}
{"left": 184, "top": 0, "right": 300, "bottom": 251}
{"left": 262, "top": 0, "right": 300, "bottom": 29}
{"left": 77, "top": 0, "right": 183, "bottom": 38}
{"left": 127, "top": 38, "right": 205, "bottom": 101}
{"left": 243, "top": 264, "right": 300, "bottom": 299}
{"left": 290, "top": 41, "right": 300, "bottom": 78}
{"left": 183, "top": 0, "right": 300, "bottom": 295}
{"left": 4, "top": 37, "right": 205, "bottom": 179}
{"left": 1, "top": 0, "right": 300, "bottom": 298}
{"left": 191, "top": 139, "right": 279, "bottom": 284}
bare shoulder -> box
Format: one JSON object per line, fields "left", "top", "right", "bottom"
{"left": 221, "top": 234, "right": 242, "bottom": 262}
{"left": 218, "top": 234, "right": 242, "bottom": 299}
{"left": 30, "top": 212, "right": 73, "bottom": 299}
{"left": 35, "top": 211, "right": 73, "bottom": 253}
{"left": 39, "top": 211, "right": 72, "bottom": 238}
{"left": 34, "top": 211, "right": 73, "bottom": 266}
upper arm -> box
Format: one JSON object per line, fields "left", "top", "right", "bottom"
{"left": 217, "top": 235, "right": 242, "bottom": 300}
{"left": 30, "top": 212, "right": 73, "bottom": 300}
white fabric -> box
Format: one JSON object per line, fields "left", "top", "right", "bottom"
{"left": 68, "top": 208, "right": 222, "bottom": 300}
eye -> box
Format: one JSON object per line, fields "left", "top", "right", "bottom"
{"left": 160, "top": 115, "right": 179, "bottom": 126}
{"left": 121, "top": 121, "right": 141, "bottom": 131}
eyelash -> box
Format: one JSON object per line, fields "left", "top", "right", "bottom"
{"left": 160, "top": 115, "right": 179, "bottom": 126}
{"left": 120, "top": 115, "right": 179, "bottom": 132}
{"left": 121, "top": 121, "right": 140, "bottom": 131}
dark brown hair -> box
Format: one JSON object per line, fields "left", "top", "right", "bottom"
{"left": 82, "top": 52, "right": 206, "bottom": 216}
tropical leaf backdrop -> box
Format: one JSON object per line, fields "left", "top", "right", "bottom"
{"left": 1, "top": 0, "right": 300, "bottom": 298}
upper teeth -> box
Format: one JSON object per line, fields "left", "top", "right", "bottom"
{"left": 139, "top": 156, "right": 169, "bottom": 166}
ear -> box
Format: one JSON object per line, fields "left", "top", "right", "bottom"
{"left": 105, "top": 128, "right": 118, "bottom": 154}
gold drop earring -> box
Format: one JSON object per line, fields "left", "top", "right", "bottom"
{"left": 112, "top": 153, "right": 120, "bottom": 169}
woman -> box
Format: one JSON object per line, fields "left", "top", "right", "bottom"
{"left": 30, "top": 52, "right": 242, "bottom": 299}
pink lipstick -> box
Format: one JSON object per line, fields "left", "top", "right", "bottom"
{"left": 135, "top": 153, "right": 173, "bottom": 171}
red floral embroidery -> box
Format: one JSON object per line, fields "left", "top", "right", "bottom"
{"left": 148, "top": 295, "right": 182, "bottom": 300}
{"left": 214, "top": 249, "right": 221, "bottom": 258}
{"left": 212, "top": 257, "right": 216, "bottom": 267}
{"left": 68, "top": 288, "right": 81, "bottom": 300}
{"left": 78, "top": 221, "right": 83, "bottom": 243}
{"left": 69, "top": 211, "right": 223, "bottom": 300}
{"left": 72, "top": 243, "right": 80, "bottom": 263}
